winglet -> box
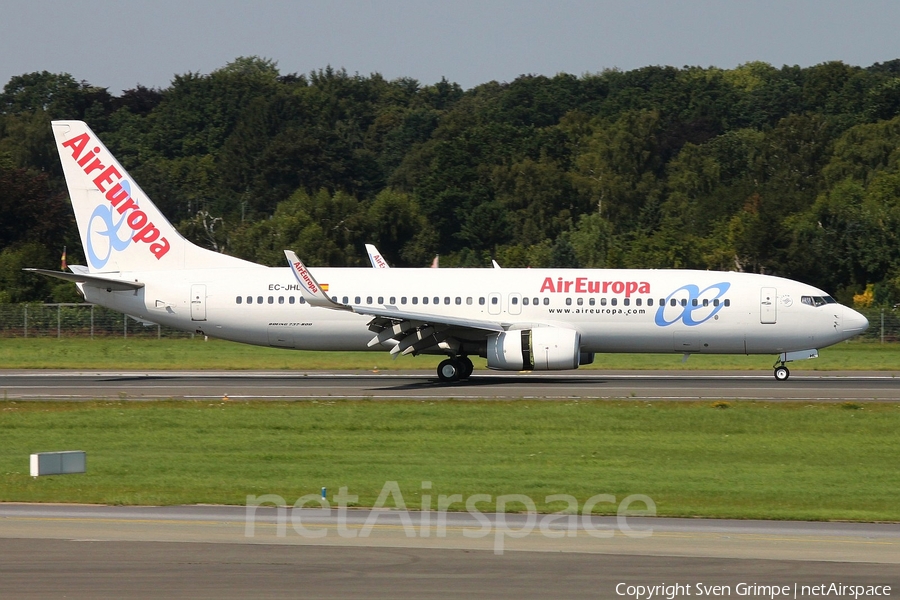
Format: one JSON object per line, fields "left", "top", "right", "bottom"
{"left": 284, "top": 250, "right": 350, "bottom": 310}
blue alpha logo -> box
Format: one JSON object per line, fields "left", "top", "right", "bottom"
{"left": 86, "top": 180, "right": 135, "bottom": 269}
{"left": 654, "top": 282, "right": 731, "bottom": 327}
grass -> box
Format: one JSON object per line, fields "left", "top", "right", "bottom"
{"left": 1, "top": 337, "right": 899, "bottom": 371}
{"left": 2, "top": 399, "right": 899, "bottom": 521}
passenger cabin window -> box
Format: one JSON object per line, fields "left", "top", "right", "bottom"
{"left": 611, "top": 298, "right": 617, "bottom": 306}
{"left": 289, "top": 297, "right": 295, "bottom": 304}
{"left": 455, "top": 297, "right": 462, "bottom": 305}
{"left": 389, "top": 296, "right": 395, "bottom": 304}
{"left": 543, "top": 298, "right": 549, "bottom": 305}
{"left": 355, "top": 296, "right": 361, "bottom": 304}
{"left": 523, "top": 297, "right": 529, "bottom": 306}
{"left": 576, "top": 298, "right": 583, "bottom": 306}
{"left": 623, "top": 298, "right": 630, "bottom": 306}
{"left": 257, "top": 296, "right": 264, "bottom": 304}
{"left": 445, "top": 297, "right": 451, "bottom": 305}
{"left": 342, "top": 296, "right": 349, "bottom": 304}
{"left": 247, "top": 296, "right": 253, "bottom": 304}
{"left": 236, "top": 296, "right": 242, "bottom": 304}
{"left": 724, "top": 299, "right": 731, "bottom": 307}
{"left": 413, "top": 297, "right": 419, "bottom": 305}
{"left": 533, "top": 297, "right": 539, "bottom": 305}
{"left": 268, "top": 296, "right": 274, "bottom": 304}
{"left": 467, "top": 297, "right": 473, "bottom": 305}
{"left": 479, "top": 298, "right": 486, "bottom": 305}
{"left": 401, "top": 297, "right": 407, "bottom": 305}
{"left": 635, "top": 298, "right": 641, "bottom": 306}
{"left": 278, "top": 296, "right": 284, "bottom": 304}
{"left": 512, "top": 297, "right": 519, "bottom": 305}
{"left": 434, "top": 297, "right": 439, "bottom": 305}
{"left": 601, "top": 298, "right": 607, "bottom": 306}
{"left": 566, "top": 298, "right": 572, "bottom": 306}
{"left": 647, "top": 298, "right": 654, "bottom": 307}
{"left": 491, "top": 297, "right": 498, "bottom": 305}
{"left": 422, "top": 297, "right": 428, "bottom": 304}
{"left": 299, "top": 297, "right": 306, "bottom": 304}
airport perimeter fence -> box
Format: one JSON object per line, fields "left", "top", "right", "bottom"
{"left": 0, "top": 303, "right": 196, "bottom": 339}
{"left": 0, "top": 304, "right": 898, "bottom": 342}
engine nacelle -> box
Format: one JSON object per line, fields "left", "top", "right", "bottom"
{"left": 486, "top": 327, "right": 581, "bottom": 371}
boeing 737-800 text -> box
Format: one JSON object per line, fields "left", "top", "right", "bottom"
{"left": 28, "top": 121, "right": 869, "bottom": 382}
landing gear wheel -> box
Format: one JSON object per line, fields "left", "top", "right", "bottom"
{"left": 459, "top": 356, "right": 474, "bottom": 380}
{"left": 437, "top": 358, "right": 461, "bottom": 382}
{"left": 774, "top": 365, "right": 790, "bottom": 381}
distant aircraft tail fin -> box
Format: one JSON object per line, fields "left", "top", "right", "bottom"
{"left": 365, "top": 244, "right": 391, "bottom": 269}
{"left": 51, "top": 120, "right": 254, "bottom": 273}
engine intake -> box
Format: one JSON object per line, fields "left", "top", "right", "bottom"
{"left": 486, "top": 327, "right": 581, "bottom": 371}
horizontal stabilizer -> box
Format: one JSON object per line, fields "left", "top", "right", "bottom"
{"left": 24, "top": 268, "right": 143, "bottom": 291}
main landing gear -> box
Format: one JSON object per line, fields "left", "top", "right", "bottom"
{"left": 437, "top": 356, "right": 474, "bottom": 382}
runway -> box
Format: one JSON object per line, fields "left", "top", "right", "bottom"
{"left": 1, "top": 504, "right": 898, "bottom": 598}
{"left": 1, "top": 369, "right": 899, "bottom": 401}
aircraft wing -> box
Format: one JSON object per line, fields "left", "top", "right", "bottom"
{"left": 24, "top": 268, "right": 144, "bottom": 291}
{"left": 285, "top": 250, "right": 505, "bottom": 356}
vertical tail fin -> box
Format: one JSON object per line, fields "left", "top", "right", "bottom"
{"left": 365, "top": 244, "right": 391, "bottom": 268}
{"left": 51, "top": 120, "right": 254, "bottom": 272}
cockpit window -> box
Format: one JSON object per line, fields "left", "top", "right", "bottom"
{"left": 801, "top": 295, "right": 830, "bottom": 307}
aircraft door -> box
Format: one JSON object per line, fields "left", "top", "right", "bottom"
{"left": 508, "top": 293, "right": 522, "bottom": 315}
{"left": 760, "top": 287, "right": 776, "bottom": 324}
{"left": 488, "top": 292, "right": 502, "bottom": 315}
{"left": 191, "top": 284, "right": 207, "bottom": 321}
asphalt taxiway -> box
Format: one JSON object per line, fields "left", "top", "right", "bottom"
{"left": 1, "top": 369, "right": 898, "bottom": 401}
{"left": 1, "top": 504, "right": 898, "bottom": 598}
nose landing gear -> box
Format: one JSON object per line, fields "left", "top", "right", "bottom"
{"left": 437, "top": 356, "right": 474, "bottom": 382}
{"left": 774, "top": 364, "right": 790, "bottom": 381}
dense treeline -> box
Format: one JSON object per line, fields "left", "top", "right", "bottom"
{"left": 2, "top": 56, "right": 900, "bottom": 305}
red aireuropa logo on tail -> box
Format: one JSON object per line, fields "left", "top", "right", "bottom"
{"left": 61, "top": 133, "right": 170, "bottom": 261}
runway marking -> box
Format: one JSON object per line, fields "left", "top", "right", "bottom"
{"left": 5, "top": 517, "right": 897, "bottom": 548}
{"left": 3, "top": 371, "right": 898, "bottom": 380}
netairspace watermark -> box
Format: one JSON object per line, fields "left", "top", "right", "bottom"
{"left": 245, "top": 480, "right": 656, "bottom": 555}
{"left": 615, "top": 582, "right": 893, "bottom": 599}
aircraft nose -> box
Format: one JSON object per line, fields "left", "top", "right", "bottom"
{"left": 843, "top": 306, "right": 869, "bottom": 335}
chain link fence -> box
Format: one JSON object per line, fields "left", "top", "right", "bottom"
{"left": 0, "top": 304, "right": 196, "bottom": 339}
{"left": 0, "top": 303, "right": 897, "bottom": 342}
{"left": 861, "top": 308, "right": 900, "bottom": 343}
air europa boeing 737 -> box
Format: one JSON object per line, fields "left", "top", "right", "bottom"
{"left": 28, "top": 121, "right": 869, "bottom": 382}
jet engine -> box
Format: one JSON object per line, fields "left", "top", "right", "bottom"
{"left": 486, "top": 327, "right": 582, "bottom": 371}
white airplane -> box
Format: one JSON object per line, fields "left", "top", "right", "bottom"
{"left": 29, "top": 121, "right": 869, "bottom": 382}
